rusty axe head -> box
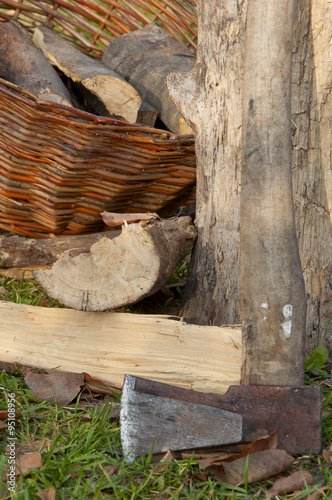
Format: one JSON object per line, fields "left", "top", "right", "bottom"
{"left": 120, "top": 375, "right": 322, "bottom": 462}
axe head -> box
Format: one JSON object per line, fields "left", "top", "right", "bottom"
{"left": 120, "top": 375, "right": 322, "bottom": 462}
{"left": 120, "top": 375, "right": 242, "bottom": 462}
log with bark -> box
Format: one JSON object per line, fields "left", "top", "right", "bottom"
{"left": 102, "top": 23, "right": 195, "bottom": 134}
{"left": 0, "top": 21, "right": 73, "bottom": 106}
{"left": 0, "top": 300, "right": 242, "bottom": 394}
{"left": 0, "top": 230, "right": 120, "bottom": 269}
{"left": 33, "top": 26, "right": 142, "bottom": 123}
{"left": 33, "top": 217, "right": 196, "bottom": 311}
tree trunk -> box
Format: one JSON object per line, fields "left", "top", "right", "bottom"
{"left": 240, "top": 0, "right": 306, "bottom": 385}
{"left": 168, "top": 1, "right": 246, "bottom": 325}
{"left": 292, "top": 0, "right": 332, "bottom": 354}
{"left": 169, "top": 0, "right": 331, "bottom": 356}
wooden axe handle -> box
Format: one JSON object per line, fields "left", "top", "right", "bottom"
{"left": 241, "top": 0, "right": 306, "bottom": 385}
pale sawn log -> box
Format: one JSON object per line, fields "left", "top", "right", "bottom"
{"left": 0, "top": 21, "right": 73, "bottom": 106}
{"left": 0, "top": 301, "right": 242, "bottom": 394}
{"left": 240, "top": 0, "right": 306, "bottom": 385}
{"left": 0, "top": 230, "right": 120, "bottom": 269}
{"left": 34, "top": 217, "right": 196, "bottom": 311}
{"left": 102, "top": 23, "right": 195, "bottom": 134}
{"left": 33, "top": 26, "right": 142, "bottom": 123}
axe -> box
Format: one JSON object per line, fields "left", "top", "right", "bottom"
{"left": 120, "top": 0, "right": 322, "bottom": 461}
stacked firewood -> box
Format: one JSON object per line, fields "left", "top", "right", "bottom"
{"left": 0, "top": 20, "right": 195, "bottom": 134}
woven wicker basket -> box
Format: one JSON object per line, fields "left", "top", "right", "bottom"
{"left": 0, "top": 0, "right": 197, "bottom": 238}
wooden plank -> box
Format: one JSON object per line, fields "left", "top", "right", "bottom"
{"left": 0, "top": 301, "right": 242, "bottom": 394}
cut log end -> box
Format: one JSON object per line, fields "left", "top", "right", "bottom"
{"left": 34, "top": 217, "right": 196, "bottom": 311}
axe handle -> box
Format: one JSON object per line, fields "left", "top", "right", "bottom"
{"left": 240, "top": 0, "right": 306, "bottom": 385}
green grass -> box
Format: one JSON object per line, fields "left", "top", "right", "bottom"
{"left": 0, "top": 368, "right": 331, "bottom": 499}
{"left": 0, "top": 271, "right": 331, "bottom": 499}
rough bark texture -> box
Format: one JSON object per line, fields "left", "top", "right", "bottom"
{"left": 292, "top": 0, "right": 332, "bottom": 353}
{"left": 0, "top": 230, "right": 120, "bottom": 268}
{"left": 0, "top": 21, "right": 72, "bottom": 106}
{"left": 34, "top": 217, "right": 196, "bottom": 311}
{"left": 168, "top": 1, "right": 246, "bottom": 325}
{"left": 169, "top": 0, "right": 331, "bottom": 355}
{"left": 33, "top": 27, "right": 141, "bottom": 123}
{"left": 240, "top": 0, "right": 306, "bottom": 385}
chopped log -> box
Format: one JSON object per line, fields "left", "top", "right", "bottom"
{"left": 0, "top": 301, "right": 242, "bottom": 394}
{"left": 0, "top": 230, "right": 120, "bottom": 269}
{"left": 33, "top": 26, "right": 142, "bottom": 123}
{"left": 0, "top": 21, "right": 73, "bottom": 106}
{"left": 102, "top": 23, "right": 195, "bottom": 134}
{"left": 34, "top": 217, "right": 196, "bottom": 311}
{"left": 73, "top": 82, "right": 157, "bottom": 126}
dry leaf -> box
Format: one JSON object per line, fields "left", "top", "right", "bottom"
{"left": 198, "top": 432, "right": 278, "bottom": 470}
{"left": 267, "top": 470, "right": 314, "bottom": 497}
{"left": 322, "top": 443, "right": 332, "bottom": 464}
{"left": 17, "top": 439, "right": 52, "bottom": 454}
{"left": 83, "top": 373, "right": 121, "bottom": 397}
{"left": 0, "top": 410, "right": 22, "bottom": 420}
{"left": 101, "top": 211, "right": 159, "bottom": 227}
{"left": 36, "top": 487, "right": 56, "bottom": 500}
{"left": 214, "top": 449, "right": 295, "bottom": 485}
{"left": 103, "top": 464, "right": 119, "bottom": 477}
{"left": 25, "top": 370, "right": 84, "bottom": 405}
{"left": 152, "top": 450, "right": 175, "bottom": 473}
{"left": 16, "top": 452, "right": 43, "bottom": 475}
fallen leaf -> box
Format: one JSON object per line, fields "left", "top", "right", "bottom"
{"left": 322, "top": 443, "right": 332, "bottom": 464}
{"left": 36, "top": 487, "right": 56, "bottom": 500}
{"left": 152, "top": 450, "right": 175, "bottom": 473}
{"left": 101, "top": 211, "right": 159, "bottom": 227}
{"left": 83, "top": 373, "right": 121, "bottom": 399}
{"left": 0, "top": 411, "right": 22, "bottom": 420}
{"left": 16, "top": 452, "right": 43, "bottom": 475}
{"left": 267, "top": 470, "right": 314, "bottom": 497}
{"left": 103, "top": 464, "right": 119, "bottom": 477}
{"left": 214, "top": 449, "right": 295, "bottom": 485}
{"left": 198, "top": 432, "right": 278, "bottom": 470}
{"left": 25, "top": 370, "right": 84, "bottom": 405}
{"left": 17, "top": 438, "right": 52, "bottom": 454}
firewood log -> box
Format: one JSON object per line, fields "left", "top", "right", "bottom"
{"left": 0, "top": 21, "right": 73, "bottom": 106}
{"left": 34, "top": 217, "right": 196, "bottom": 311}
{"left": 102, "top": 23, "right": 195, "bottom": 134}
{"left": 33, "top": 26, "right": 142, "bottom": 123}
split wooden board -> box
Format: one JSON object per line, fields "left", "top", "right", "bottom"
{"left": 0, "top": 301, "right": 242, "bottom": 394}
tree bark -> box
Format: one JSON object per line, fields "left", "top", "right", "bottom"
{"left": 0, "top": 21, "right": 72, "bottom": 106}
{"left": 169, "top": 0, "right": 331, "bottom": 356}
{"left": 292, "top": 0, "right": 332, "bottom": 354}
{"left": 240, "top": 0, "right": 306, "bottom": 385}
{"left": 168, "top": 1, "right": 246, "bottom": 325}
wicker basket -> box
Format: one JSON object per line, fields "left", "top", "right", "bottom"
{"left": 0, "top": 0, "right": 197, "bottom": 238}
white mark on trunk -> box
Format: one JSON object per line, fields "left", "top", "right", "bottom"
{"left": 281, "top": 319, "right": 292, "bottom": 338}
{"left": 261, "top": 303, "right": 269, "bottom": 321}
{"left": 283, "top": 304, "right": 293, "bottom": 319}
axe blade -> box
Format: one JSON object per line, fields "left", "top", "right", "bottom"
{"left": 120, "top": 375, "right": 243, "bottom": 462}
